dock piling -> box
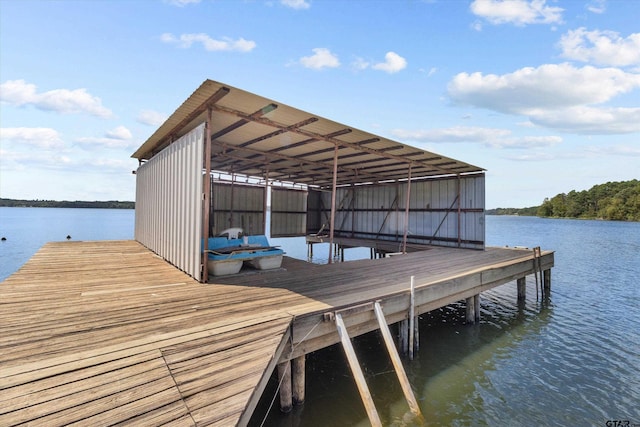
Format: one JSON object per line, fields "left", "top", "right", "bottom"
{"left": 465, "top": 296, "right": 475, "bottom": 324}
{"left": 399, "top": 319, "right": 409, "bottom": 354}
{"left": 292, "top": 355, "right": 305, "bottom": 405}
{"left": 517, "top": 277, "right": 526, "bottom": 301}
{"left": 474, "top": 294, "right": 481, "bottom": 323}
{"left": 277, "top": 362, "right": 293, "bottom": 413}
{"left": 409, "top": 276, "right": 416, "bottom": 360}
{"left": 543, "top": 269, "right": 551, "bottom": 294}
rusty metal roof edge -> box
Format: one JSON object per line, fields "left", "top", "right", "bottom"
{"left": 131, "top": 79, "right": 485, "bottom": 175}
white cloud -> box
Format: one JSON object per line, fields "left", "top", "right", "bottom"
{"left": 300, "top": 48, "right": 340, "bottom": 70}
{"left": 529, "top": 106, "right": 640, "bottom": 134}
{"left": 470, "top": 0, "right": 563, "bottom": 26}
{"left": 391, "top": 126, "right": 562, "bottom": 149}
{"left": 586, "top": 0, "right": 607, "bottom": 14}
{"left": 558, "top": 28, "right": 640, "bottom": 67}
{"left": 372, "top": 52, "right": 407, "bottom": 74}
{"left": 0, "top": 127, "right": 65, "bottom": 149}
{"left": 160, "top": 33, "right": 256, "bottom": 52}
{"left": 0, "top": 80, "right": 112, "bottom": 118}
{"left": 420, "top": 67, "right": 437, "bottom": 77}
{"left": 137, "top": 109, "right": 168, "bottom": 126}
{"left": 351, "top": 57, "right": 370, "bottom": 71}
{"left": 392, "top": 126, "right": 510, "bottom": 143}
{"left": 448, "top": 64, "right": 640, "bottom": 134}
{"left": 281, "top": 0, "right": 310, "bottom": 10}
{"left": 0, "top": 150, "right": 74, "bottom": 171}
{"left": 448, "top": 64, "right": 640, "bottom": 125}
{"left": 75, "top": 126, "right": 135, "bottom": 149}
{"left": 105, "top": 126, "right": 132, "bottom": 140}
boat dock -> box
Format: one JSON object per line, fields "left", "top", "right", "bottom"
{"left": 0, "top": 239, "right": 553, "bottom": 426}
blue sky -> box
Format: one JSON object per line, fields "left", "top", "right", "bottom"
{"left": 1, "top": 0, "right": 638, "bottom": 208}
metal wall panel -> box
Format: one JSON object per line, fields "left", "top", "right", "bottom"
{"left": 135, "top": 124, "right": 204, "bottom": 280}
{"left": 311, "top": 173, "right": 485, "bottom": 249}
{"left": 211, "top": 182, "right": 265, "bottom": 236}
{"left": 271, "top": 188, "right": 308, "bottom": 237}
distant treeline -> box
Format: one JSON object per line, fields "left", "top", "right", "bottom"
{"left": 0, "top": 198, "right": 134, "bottom": 209}
{"left": 488, "top": 179, "right": 640, "bottom": 221}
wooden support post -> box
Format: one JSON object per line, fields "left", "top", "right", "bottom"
{"left": 374, "top": 302, "right": 423, "bottom": 420}
{"left": 399, "top": 319, "right": 409, "bottom": 355}
{"left": 277, "top": 361, "right": 292, "bottom": 413}
{"left": 414, "top": 312, "right": 419, "bottom": 352}
{"left": 409, "top": 276, "right": 415, "bottom": 360}
{"left": 335, "top": 313, "right": 382, "bottom": 427}
{"left": 292, "top": 355, "right": 305, "bottom": 405}
{"left": 474, "top": 294, "right": 480, "bottom": 322}
{"left": 465, "top": 296, "right": 475, "bottom": 324}
{"left": 544, "top": 269, "right": 551, "bottom": 294}
{"left": 517, "top": 277, "right": 526, "bottom": 301}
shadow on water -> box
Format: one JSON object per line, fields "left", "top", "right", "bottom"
{"left": 249, "top": 278, "right": 554, "bottom": 427}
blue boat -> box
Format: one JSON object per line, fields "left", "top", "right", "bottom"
{"left": 204, "top": 234, "right": 284, "bottom": 276}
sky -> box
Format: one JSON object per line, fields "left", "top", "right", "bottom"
{"left": 0, "top": 0, "right": 638, "bottom": 208}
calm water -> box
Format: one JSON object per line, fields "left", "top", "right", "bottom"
{"left": 1, "top": 209, "right": 639, "bottom": 426}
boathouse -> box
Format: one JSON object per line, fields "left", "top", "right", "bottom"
{"left": 0, "top": 80, "right": 553, "bottom": 426}
{"left": 131, "top": 79, "right": 486, "bottom": 282}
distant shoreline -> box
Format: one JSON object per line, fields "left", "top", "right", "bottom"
{"left": 0, "top": 199, "right": 134, "bottom": 209}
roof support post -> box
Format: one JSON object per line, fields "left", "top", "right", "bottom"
{"left": 328, "top": 142, "right": 338, "bottom": 264}
{"left": 202, "top": 107, "right": 213, "bottom": 283}
{"left": 263, "top": 166, "right": 269, "bottom": 235}
{"left": 402, "top": 164, "right": 412, "bottom": 254}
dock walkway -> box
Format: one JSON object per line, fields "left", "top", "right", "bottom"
{"left": 1, "top": 240, "right": 553, "bottom": 426}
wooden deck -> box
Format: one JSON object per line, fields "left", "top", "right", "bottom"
{"left": 0, "top": 240, "right": 553, "bottom": 426}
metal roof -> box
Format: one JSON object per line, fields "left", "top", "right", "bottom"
{"left": 132, "top": 79, "right": 484, "bottom": 188}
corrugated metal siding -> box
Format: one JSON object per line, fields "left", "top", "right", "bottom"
{"left": 312, "top": 174, "right": 485, "bottom": 249}
{"left": 134, "top": 124, "right": 204, "bottom": 280}
{"left": 211, "top": 182, "right": 265, "bottom": 236}
{"left": 271, "top": 188, "right": 308, "bottom": 237}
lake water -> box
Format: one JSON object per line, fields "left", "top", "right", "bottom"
{"left": 1, "top": 208, "right": 639, "bottom": 426}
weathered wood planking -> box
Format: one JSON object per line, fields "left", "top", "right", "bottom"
{"left": 1, "top": 240, "right": 553, "bottom": 426}
{"left": 0, "top": 241, "right": 293, "bottom": 427}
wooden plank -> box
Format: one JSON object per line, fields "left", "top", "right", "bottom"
{"left": 0, "top": 240, "right": 554, "bottom": 426}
